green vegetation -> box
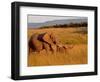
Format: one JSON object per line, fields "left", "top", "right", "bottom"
{"left": 39, "top": 22, "right": 87, "bottom": 29}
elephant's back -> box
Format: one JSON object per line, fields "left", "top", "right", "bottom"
{"left": 30, "top": 33, "right": 43, "bottom": 51}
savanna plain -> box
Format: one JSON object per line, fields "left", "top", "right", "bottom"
{"left": 28, "top": 27, "right": 87, "bottom": 66}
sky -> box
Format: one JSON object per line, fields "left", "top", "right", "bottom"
{"left": 28, "top": 15, "right": 87, "bottom": 23}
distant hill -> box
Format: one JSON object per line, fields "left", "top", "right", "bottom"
{"left": 28, "top": 18, "right": 87, "bottom": 28}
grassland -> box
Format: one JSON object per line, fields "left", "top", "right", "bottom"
{"left": 28, "top": 27, "right": 88, "bottom": 66}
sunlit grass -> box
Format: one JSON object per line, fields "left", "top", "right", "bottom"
{"left": 28, "top": 27, "right": 88, "bottom": 66}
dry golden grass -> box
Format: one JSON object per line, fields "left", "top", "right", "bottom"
{"left": 28, "top": 27, "right": 88, "bottom": 66}
{"left": 28, "top": 28, "right": 87, "bottom": 44}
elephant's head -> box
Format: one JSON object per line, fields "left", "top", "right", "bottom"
{"left": 41, "top": 32, "right": 60, "bottom": 46}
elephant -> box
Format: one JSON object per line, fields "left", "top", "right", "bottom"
{"left": 28, "top": 33, "right": 43, "bottom": 53}
{"left": 40, "top": 32, "right": 61, "bottom": 54}
{"left": 28, "top": 32, "right": 74, "bottom": 55}
{"left": 40, "top": 32, "right": 60, "bottom": 45}
{"left": 38, "top": 32, "right": 58, "bottom": 54}
{"left": 56, "top": 44, "right": 74, "bottom": 54}
{"left": 28, "top": 33, "right": 58, "bottom": 54}
{"left": 42, "top": 42, "right": 51, "bottom": 54}
{"left": 49, "top": 32, "right": 60, "bottom": 45}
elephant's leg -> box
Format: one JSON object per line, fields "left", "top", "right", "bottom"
{"left": 51, "top": 45, "right": 57, "bottom": 55}
{"left": 56, "top": 44, "right": 64, "bottom": 53}
{"left": 59, "top": 47, "right": 65, "bottom": 53}
{"left": 63, "top": 45, "right": 70, "bottom": 54}
{"left": 43, "top": 42, "right": 51, "bottom": 55}
{"left": 28, "top": 47, "right": 33, "bottom": 55}
{"left": 39, "top": 49, "right": 46, "bottom": 55}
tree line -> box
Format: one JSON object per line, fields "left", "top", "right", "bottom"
{"left": 39, "top": 22, "right": 87, "bottom": 29}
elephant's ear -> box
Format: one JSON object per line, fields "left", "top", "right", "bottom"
{"left": 50, "top": 33, "right": 60, "bottom": 45}
{"left": 42, "top": 33, "right": 54, "bottom": 45}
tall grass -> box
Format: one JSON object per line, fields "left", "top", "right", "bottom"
{"left": 28, "top": 27, "right": 88, "bottom": 66}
